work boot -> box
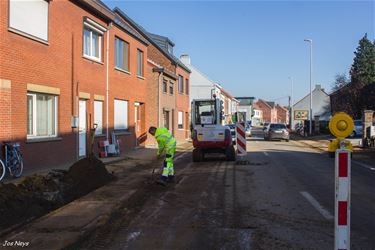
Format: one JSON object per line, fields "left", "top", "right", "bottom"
{"left": 167, "top": 175, "right": 175, "bottom": 183}
{"left": 156, "top": 176, "right": 168, "bottom": 186}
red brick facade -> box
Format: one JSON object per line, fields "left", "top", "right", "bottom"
{"left": 175, "top": 66, "right": 190, "bottom": 141}
{"left": 0, "top": 0, "right": 148, "bottom": 171}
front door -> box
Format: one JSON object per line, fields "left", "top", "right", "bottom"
{"left": 163, "top": 110, "right": 170, "bottom": 130}
{"left": 79, "top": 100, "right": 87, "bottom": 157}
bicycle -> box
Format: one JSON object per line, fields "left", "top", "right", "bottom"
{"left": 0, "top": 142, "right": 24, "bottom": 181}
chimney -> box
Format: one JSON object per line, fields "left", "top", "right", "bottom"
{"left": 180, "top": 54, "right": 191, "bottom": 65}
{"left": 315, "top": 84, "right": 321, "bottom": 90}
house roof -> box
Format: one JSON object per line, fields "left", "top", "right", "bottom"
{"left": 113, "top": 14, "right": 149, "bottom": 45}
{"left": 113, "top": 8, "right": 190, "bottom": 73}
{"left": 147, "top": 32, "right": 175, "bottom": 47}
{"left": 293, "top": 85, "right": 329, "bottom": 107}
{"left": 75, "top": 0, "right": 115, "bottom": 21}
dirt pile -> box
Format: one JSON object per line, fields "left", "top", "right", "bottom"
{"left": 0, "top": 157, "right": 113, "bottom": 234}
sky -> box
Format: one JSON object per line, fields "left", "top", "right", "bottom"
{"left": 103, "top": 0, "right": 375, "bottom": 105}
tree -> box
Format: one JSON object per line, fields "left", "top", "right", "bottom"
{"left": 350, "top": 33, "right": 375, "bottom": 85}
{"left": 331, "top": 73, "right": 350, "bottom": 92}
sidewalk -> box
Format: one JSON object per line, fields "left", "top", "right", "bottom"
{"left": 0, "top": 141, "right": 192, "bottom": 250}
{"left": 291, "top": 134, "right": 375, "bottom": 166}
{"left": 3, "top": 140, "right": 192, "bottom": 185}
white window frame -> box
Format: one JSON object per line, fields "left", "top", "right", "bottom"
{"left": 94, "top": 100, "right": 103, "bottom": 135}
{"left": 178, "top": 111, "right": 183, "bottom": 129}
{"left": 9, "top": 0, "right": 49, "bottom": 42}
{"left": 114, "top": 99, "right": 128, "bottom": 130}
{"left": 27, "top": 92, "right": 58, "bottom": 138}
{"left": 83, "top": 19, "right": 105, "bottom": 62}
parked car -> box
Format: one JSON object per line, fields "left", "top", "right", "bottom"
{"left": 350, "top": 120, "right": 363, "bottom": 137}
{"left": 264, "top": 123, "right": 290, "bottom": 141}
{"left": 225, "top": 124, "right": 236, "bottom": 144}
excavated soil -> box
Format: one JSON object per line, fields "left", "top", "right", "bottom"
{"left": 0, "top": 157, "right": 113, "bottom": 234}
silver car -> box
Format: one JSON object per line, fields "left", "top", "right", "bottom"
{"left": 264, "top": 123, "right": 290, "bottom": 141}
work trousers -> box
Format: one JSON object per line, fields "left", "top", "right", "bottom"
{"left": 161, "top": 146, "right": 176, "bottom": 177}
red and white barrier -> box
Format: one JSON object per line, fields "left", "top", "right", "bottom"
{"left": 236, "top": 122, "right": 247, "bottom": 156}
{"left": 335, "top": 149, "right": 351, "bottom": 250}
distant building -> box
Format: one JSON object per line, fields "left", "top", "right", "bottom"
{"left": 252, "top": 104, "right": 263, "bottom": 126}
{"left": 235, "top": 97, "right": 255, "bottom": 122}
{"left": 276, "top": 105, "right": 289, "bottom": 124}
{"left": 292, "top": 84, "right": 330, "bottom": 128}
{"left": 255, "top": 99, "right": 278, "bottom": 123}
{"left": 180, "top": 54, "right": 238, "bottom": 124}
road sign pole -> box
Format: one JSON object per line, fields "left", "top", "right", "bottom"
{"left": 335, "top": 148, "right": 351, "bottom": 250}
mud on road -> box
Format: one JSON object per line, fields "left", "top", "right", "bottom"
{"left": 69, "top": 153, "right": 317, "bottom": 250}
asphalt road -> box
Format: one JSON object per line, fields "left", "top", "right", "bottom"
{"left": 78, "top": 128, "right": 375, "bottom": 250}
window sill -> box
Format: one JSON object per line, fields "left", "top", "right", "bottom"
{"left": 26, "top": 137, "right": 62, "bottom": 144}
{"left": 115, "top": 67, "right": 131, "bottom": 75}
{"left": 114, "top": 130, "right": 131, "bottom": 136}
{"left": 137, "top": 75, "right": 145, "bottom": 80}
{"left": 83, "top": 55, "right": 104, "bottom": 65}
{"left": 8, "top": 27, "right": 49, "bottom": 45}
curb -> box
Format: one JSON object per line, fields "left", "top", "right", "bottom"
{"left": 291, "top": 139, "right": 326, "bottom": 153}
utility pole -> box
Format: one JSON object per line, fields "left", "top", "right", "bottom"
{"left": 304, "top": 39, "right": 313, "bottom": 135}
{"left": 289, "top": 76, "right": 294, "bottom": 129}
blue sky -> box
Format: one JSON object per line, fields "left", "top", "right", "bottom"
{"left": 103, "top": 0, "right": 374, "bottom": 105}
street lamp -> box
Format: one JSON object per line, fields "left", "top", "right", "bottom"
{"left": 289, "top": 76, "right": 294, "bottom": 129}
{"left": 304, "top": 38, "right": 313, "bottom": 135}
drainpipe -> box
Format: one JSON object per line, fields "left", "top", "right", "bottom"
{"left": 158, "top": 71, "right": 162, "bottom": 127}
{"left": 106, "top": 22, "right": 113, "bottom": 140}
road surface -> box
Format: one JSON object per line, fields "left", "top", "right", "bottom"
{"left": 76, "top": 128, "right": 375, "bottom": 250}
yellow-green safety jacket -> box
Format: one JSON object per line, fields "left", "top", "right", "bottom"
{"left": 155, "top": 127, "right": 176, "bottom": 155}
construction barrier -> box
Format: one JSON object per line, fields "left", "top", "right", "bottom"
{"left": 335, "top": 149, "right": 351, "bottom": 250}
{"left": 236, "top": 122, "right": 246, "bottom": 156}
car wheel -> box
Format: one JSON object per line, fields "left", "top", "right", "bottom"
{"left": 286, "top": 139, "right": 289, "bottom": 142}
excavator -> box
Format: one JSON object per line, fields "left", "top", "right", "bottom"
{"left": 191, "top": 97, "right": 236, "bottom": 162}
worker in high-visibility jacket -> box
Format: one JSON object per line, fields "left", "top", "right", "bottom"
{"left": 148, "top": 126, "right": 177, "bottom": 185}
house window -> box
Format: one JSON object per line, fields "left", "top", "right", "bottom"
{"left": 27, "top": 93, "right": 58, "bottom": 138}
{"left": 94, "top": 101, "right": 103, "bottom": 135}
{"left": 9, "top": 0, "right": 49, "bottom": 41}
{"left": 185, "top": 79, "right": 189, "bottom": 95}
{"left": 115, "top": 37, "right": 129, "bottom": 71}
{"left": 83, "top": 21, "right": 104, "bottom": 61}
{"left": 178, "top": 111, "right": 183, "bottom": 129}
{"left": 178, "top": 75, "right": 183, "bottom": 93}
{"left": 169, "top": 84, "right": 174, "bottom": 95}
{"left": 137, "top": 49, "right": 144, "bottom": 77}
{"left": 114, "top": 99, "right": 128, "bottom": 130}
{"left": 163, "top": 80, "right": 167, "bottom": 93}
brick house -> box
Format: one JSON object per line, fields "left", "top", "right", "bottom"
{"left": 276, "top": 105, "right": 289, "bottom": 124}
{"left": 255, "top": 99, "right": 278, "bottom": 123}
{"left": 113, "top": 10, "right": 191, "bottom": 144}
{"left": 0, "top": 0, "right": 149, "bottom": 171}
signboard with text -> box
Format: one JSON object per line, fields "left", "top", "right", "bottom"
{"left": 294, "top": 110, "right": 309, "bottom": 120}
